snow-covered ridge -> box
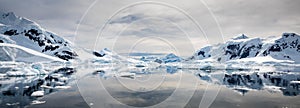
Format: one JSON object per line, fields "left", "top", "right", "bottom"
{"left": 153, "top": 53, "right": 182, "bottom": 64}
{"left": 232, "top": 34, "right": 249, "bottom": 40}
{"left": 0, "top": 12, "right": 36, "bottom": 26}
{"left": 191, "top": 33, "right": 300, "bottom": 63}
{"left": 0, "top": 12, "right": 77, "bottom": 61}
{"left": 95, "top": 48, "right": 146, "bottom": 64}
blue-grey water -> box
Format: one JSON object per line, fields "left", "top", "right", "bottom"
{"left": 1, "top": 66, "right": 300, "bottom": 108}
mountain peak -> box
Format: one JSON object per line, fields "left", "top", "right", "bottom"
{"left": 0, "top": 12, "right": 18, "bottom": 23}
{"left": 1, "top": 12, "right": 17, "bottom": 19}
{"left": 282, "top": 32, "right": 299, "bottom": 38}
{"left": 232, "top": 34, "right": 249, "bottom": 40}
{"left": 0, "top": 11, "right": 35, "bottom": 26}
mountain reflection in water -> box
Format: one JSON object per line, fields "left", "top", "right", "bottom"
{"left": 1, "top": 65, "right": 300, "bottom": 107}
{"left": 0, "top": 67, "right": 76, "bottom": 107}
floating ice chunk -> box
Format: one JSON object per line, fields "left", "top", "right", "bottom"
{"left": 41, "top": 85, "right": 53, "bottom": 89}
{"left": 31, "top": 100, "right": 46, "bottom": 105}
{"left": 89, "top": 103, "right": 94, "bottom": 106}
{"left": 290, "top": 81, "right": 300, "bottom": 84}
{"left": 51, "top": 73, "right": 63, "bottom": 78}
{"left": 6, "top": 102, "right": 19, "bottom": 106}
{"left": 60, "top": 77, "right": 68, "bottom": 81}
{"left": 31, "top": 91, "right": 44, "bottom": 97}
{"left": 55, "top": 81, "right": 65, "bottom": 85}
{"left": 264, "top": 86, "right": 282, "bottom": 93}
{"left": 116, "top": 72, "right": 136, "bottom": 78}
{"left": 0, "top": 73, "right": 6, "bottom": 77}
{"left": 54, "top": 86, "right": 71, "bottom": 89}
{"left": 7, "top": 71, "right": 26, "bottom": 76}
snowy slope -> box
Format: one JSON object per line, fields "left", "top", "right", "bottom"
{"left": 92, "top": 48, "right": 144, "bottom": 64}
{"left": 0, "top": 43, "right": 64, "bottom": 62}
{"left": 92, "top": 48, "right": 117, "bottom": 63}
{"left": 259, "top": 33, "right": 300, "bottom": 62}
{"left": 0, "top": 34, "right": 16, "bottom": 61}
{"left": 0, "top": 12, "right": 77, "bottom": 61}
{"left": 191, "top": 33, "right": 300, "bottom": 63}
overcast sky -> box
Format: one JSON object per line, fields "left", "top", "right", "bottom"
{"left": 0, "top": 0, "right": 299, "bottom": 56}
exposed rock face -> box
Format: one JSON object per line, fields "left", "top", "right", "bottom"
{"left": 261, "top": 33, "right": 300, "bottom": 61}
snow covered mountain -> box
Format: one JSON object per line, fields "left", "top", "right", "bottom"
{"left": 92, "top": 48, "right": 145, "bottom": 64}
{"left": 0, "top": 12, "right": 77, "bottom": 61}
{"left": 191, "top": 33, "right": 300, "bottom": 63}
{"left": 260, "top": 33, "right": 300, "bottom": 62}
{"left": 154, "top": 53, "right": 183, "bottom": 64}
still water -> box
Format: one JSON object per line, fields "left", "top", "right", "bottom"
{"left": 1, "top": 66, "right": 300, "bottom": 108}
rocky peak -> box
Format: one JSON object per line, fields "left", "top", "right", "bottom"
{"left": 232, "top": 34, "right": 249, "bottom": 40}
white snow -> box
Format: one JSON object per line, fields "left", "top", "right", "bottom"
{"left": 54, "top": 86, "right": 71, "bottom": 89}
{"left": 31, "top": 100, "right": 46, "bottom": 105}
{"left": 229, "top": 56, "right": 294, "bottom": 64}
{"left": 191, "top": 33, "right": 300, "bottom": 65}
{"left": 0, "top": 43, "right": 64, "bottom": 62}
{"left": 290, "top": 81, "right": 300, "bottom": 84}
{"left": 6, "top": 71, "right": 34, "bottom": 76}
{"left": 31, "top": 91, "right": 44, "bottom": 97}
{"left": 40, "top": 85, "right": 53, "bottom": 89}
{"left": 0, "top": 12, "right": 76, "bottom": 61}
{"left": 91, "top": 48, "right": 148, "bottom": 68}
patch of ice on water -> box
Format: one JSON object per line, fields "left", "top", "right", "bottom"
{"left": 54, "top": 86, "right": 71, "bottom": 89}
{"left": 31, "top": 90, "right": 44, "bottom": 97}
{"left": 31, "top": 100, "right": 46, "bottom": 105}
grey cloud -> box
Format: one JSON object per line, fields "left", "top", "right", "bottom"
{"left": 109, "top": 14, "right": 144, "bottom": 24}
{"left": 204, "top": 0, "right": 300, "bottom": 38}
{"left": 0, "top": 0, "right": 299, "bottom": 56}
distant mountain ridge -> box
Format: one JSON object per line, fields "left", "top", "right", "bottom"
{"left": 0, "top": 12, "right": 77, "bottom": 61}
{"left": 191, "top": 33, "right": 300, "bottom": 63}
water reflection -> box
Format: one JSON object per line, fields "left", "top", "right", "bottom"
{"left": 1, "top": 65, "right": 300, "bottom": 107}
{"left": 196, "top": 70, "right": 300, "bottom": 96}
{"left": 92, "top": 66, "right": 300, "bottom": 98}
{"left": 0, "top": 67, "right": 76, "bottom": 107}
